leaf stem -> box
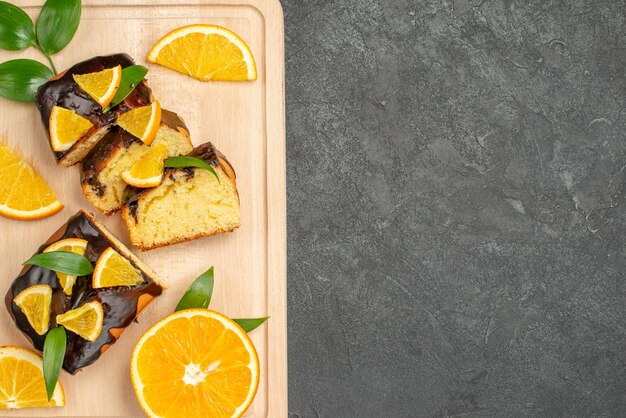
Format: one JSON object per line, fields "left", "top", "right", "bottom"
{"left": 35, "top": 44, "right": 57, "bottom": 75}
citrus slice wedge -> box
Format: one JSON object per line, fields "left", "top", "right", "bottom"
{"left": 92, "top": 247, "right": 144, "bottom": 288}
{"left": 116, "top": 101, "right": 162, "bottom": 145}
{"left": 0, "top": 346, "right": 65, "bottom": 409}
{"left": 73, "top": 65, "right": 122, "bottom": 107}
{"left": 131, "top": 309, "right": 260, "bottom": 418}
{"left": 0, "top": 144, "right": 63, "bottom": 220}
{"left": 121, "top": 143, "right": 169, "bottom": 188}
{"left": 13, "top": 284, "right": 52, "bottom": 336}
{"left": 43, "top": 238, "right": 89, "bottom": 295}
{"left": 148, "top": 24, "right": 257, "bottom": 81}
{"left": 49, "top": 106, "right": 93, "bottom": 152}
{"left": 55, "top": 301, "right": 104, "bottom": 342}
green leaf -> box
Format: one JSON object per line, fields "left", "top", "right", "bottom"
{"left": 0, "top": 59, "right": 54, "bottom": 102}
{"left": 36, "top": 0, "right": 81, "bottom": 55}
{"left": 43, "top": 327, "right": 66, "bottom": 401}
{"left": 175, "top": 267, "right": 215, "bottom": 312}
{"left": 0, "top": 1, "right": 36, "bottom": 50}
{"left": 24, "top": 251, "right": 93, "bottom": 275}
{"left": 106, "top": 65, "right": 148, "bottom": 110}
{"left": 164, "top": 156, "right": 220, "bottom": 182}
{"left": 233, "top": 317, "right": 269, "bottom": 333}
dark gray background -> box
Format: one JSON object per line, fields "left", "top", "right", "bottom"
{"left": 283, "top": 0, "right": 625, "bottom": 416}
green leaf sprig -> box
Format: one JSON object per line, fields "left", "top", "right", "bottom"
{"left": 0, "top": 0, "right": 82, "bottom": 102}
{"left": 233, "top": 317, "right": 269, "bottom": 333}
{"left": 0, "top": 59, "right": 54, "bottom": 102}
{"left": 175, "top": 266, "right": 215, "bottom": 312}
{"left": 104, "top": 64, "right": 148, "bottom": 111}
{"left": 164, "top": 156, "right": 220, "bottom": 182}
{"left": 176, "top": 267, "right": 268, "bottom": 333}
{"left": 23, "top": 251, "right": 93, "bottom": 275}
{"left": 43, "top": 326, "right": 66, "bottom": 401}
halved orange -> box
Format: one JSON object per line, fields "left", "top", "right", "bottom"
{"left": 148, "top": 24, "right": 257, "bottom": 81}
{"left": 0, "top": 144, "right": 63, "bottom": 220}
{"left": 55, "top": 301, "right": 104, "bottom": 342}
{"left": 0, "top": 346, "right": 65, "bottom": 409}
{"left": 43, "top": 238, "right": 88, "bottom": 295}
{"left": 13, "top": 284, "right": 52, "bottom": 336}
{"left": 73, "top": 65, "right": 122, "bottom": 108}
{"left": 131, "top": 309, "right": 260, "bottom": 418}
{"left": 122, "top": 143, "right": 169, "bottom": 188}
{"left": 116, "top": 101, "right": 162, "bottom": 145}
{"left": 92, "top": 247, "right": 144, "bottom": 288}
{"left": 49, "top": 106, "right": 93, "bottom": 152}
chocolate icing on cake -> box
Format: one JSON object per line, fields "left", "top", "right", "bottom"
{"left": 5, "top": 211, "right": 162, "bottom": 374}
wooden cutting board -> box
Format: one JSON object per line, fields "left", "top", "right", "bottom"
{"left": 0, "top": 0, "right": 286, "bottom": 416}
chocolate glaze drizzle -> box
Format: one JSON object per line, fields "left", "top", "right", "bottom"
{"left": 4, "top": 211, "right": 162, "bottom": 374}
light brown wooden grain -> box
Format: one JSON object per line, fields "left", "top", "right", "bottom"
{"left": 0, "top": 0, "right": 286, "bottom": 416}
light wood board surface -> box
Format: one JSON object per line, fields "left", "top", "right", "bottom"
{"left": 0, "top": 0, "right": 286, "bottom": 416}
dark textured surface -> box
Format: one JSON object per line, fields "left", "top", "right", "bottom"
{"left": 283, "top": 1, "right": 626, "bottom": 417}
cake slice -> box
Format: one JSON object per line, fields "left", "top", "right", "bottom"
{"left": 5, "top": 210, "right": 163, "bottom": 374}
{"left": 36, "top": 54, "right": 154, "bottom": 167}
{"left": 80, "top": 109, "right": 193, "bottom": 215}
{"left": 121, "top": 142, "right": 241, "bottom": 250}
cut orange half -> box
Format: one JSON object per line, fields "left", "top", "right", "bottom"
{"left": 0, "top": 144, "right": 63, "bottom": 220}
{"left": 122, "top": 143, "right": 169, "bottom": 188}
{"left": 92, "top": 247, "right": 144, "bottom": 288}
{"left": 148, "top": 24, "right": 257, "bottom": 81}
{"left": 49, "top": 106, "right": 93, "bottom": 152}
{"left": 73, "top": 65, "right": 122, "bottom": 108}
{"left": 55, "top": 301, "right": 104, "bottom": 342}
{"left": 0, "top": 346, "right": 65, "bottom": 409}
{"left": 43, "top": 238, "right": 88, "bottom": 295}
{"left": 13, "top": 284, "right": 52, "bottom": 336}
{"left": 116, "top": 101, "right": 162, "bottom": 145}
{"left": 131, "top": 309, "right": 260, "bottom": 418}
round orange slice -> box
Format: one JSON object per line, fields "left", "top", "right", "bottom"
{"left": 0, "top": 346, "right": 65, "bottom": 409}
{"left": 73, "top": 65, "right": 122, "bottom": 107}
{"left": 92, "top": 247, "right": 144, "bottom": 288}
{"left": 43, "top": 238, "right": 88, "bottom": 295}
{"left": 55, "top": 301, "right": 104, "bottom": 342}
{"left": 121, "top": 143, "right": 169, "bottom": 188}
{"left": 13, "top": 284, "right": 52, "bottom": 336}
{"left": 0, "top": 143, "right": 63, "bottom": 220}
{"left": 116, "top": 101, "right": 162, "bottom": 145}
{"left": 49, "top": 106, "right": 93, "bottom": 152}
{"left": 131, "top": 309, "right": 260, "bottom": 418}
{"left": 148, "top": 24, "right": 257, "bottom": 81}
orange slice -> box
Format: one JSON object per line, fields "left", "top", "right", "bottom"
{"left": 0, "top": 144, "right": 63, "bottom": 220}
{"left": 0, "top": 346, "right": 65, "bottom": 409}
{"left": 121, "top": 143, "right": 169, "bottom": 188}
{"left": 148, "top": 24, "right": 257, "bottom": 81}
{"left": 55, "top": 301, "right": 103, "bottom": 342}
{"left": 92, "top": 247, "right": 144, "bottom": 288}
{"left": 49, "top": 106, "right": 93, "bottom": 152}
{"left": 131, "top": 309, "right": 260, "bottom": 418}
{"left": 73, "top": 65, "right": 122, "bottom": 107}
{"left": 13, "top": 284, "right": 52, "bottom": 336}
{"left": 43, "top": 238, "right": 88, "bottom": 295}
{"left": 116, "top": 101, "right": 161, "bottom": 145}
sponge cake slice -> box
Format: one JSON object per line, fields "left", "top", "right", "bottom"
{"left": 121, "top": 142, "right": 241, "bottom": 250}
